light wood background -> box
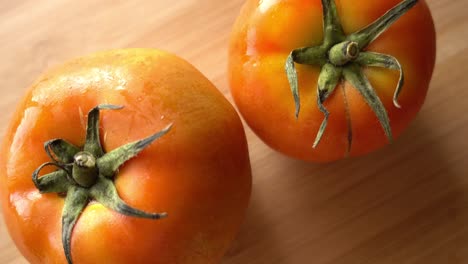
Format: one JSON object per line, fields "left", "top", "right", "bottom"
{"left": 1, "top": 0, "right": 467, "bottom": 263}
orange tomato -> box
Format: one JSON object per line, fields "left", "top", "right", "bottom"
{"left": 0, "top": 49, "right": 251, "bottom": 264}
{"left": 229, "top": 0, "right": 436, "bottom": 162}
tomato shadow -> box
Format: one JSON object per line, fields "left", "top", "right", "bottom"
{"left": 221, "top": 132, "right": 302, "bottom": 264}
{"left": 222, "top": 115, "right": 468, "bottom": 263}
{"left": 291, "top": 115, "right": 468, "bottom": 264}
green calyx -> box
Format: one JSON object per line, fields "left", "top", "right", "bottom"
{"left": 285, "top": 0, "right": 416, "bottom": 150}
{"left": 32, "top": 104, "right": 172, "bottom": 264}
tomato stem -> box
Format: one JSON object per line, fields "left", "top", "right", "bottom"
{"left": 321, "top": 0, "right": 345, "bottom": 46}
{"left": 72, "top": 151, "right": 98, "bottom": 187}
{"left": 348, "top": 0, "right": 419, "bottom": 49}
{"left": 314, "top": 63, "right": 342, "bottom": 148}
{"left": 328, "top": 41, "right": 359, "bottom": 66}
{"left": 31, "top": 105, "right": 171, "bottom": 264}
{"left": 285, "top": 0, "right": 418, "bottom": 153}
{"left": 355, "top": 51, "right": 405, "bottom": 108}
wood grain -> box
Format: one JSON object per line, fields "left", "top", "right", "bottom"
{"left": 1, "top": 0, "right": 467, "bottom": 263}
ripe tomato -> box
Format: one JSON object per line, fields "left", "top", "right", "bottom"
{"left": 0, "top": 49, "right": 251, "bottom": 264}
{"left": 229, "top": 0, "right": 436, "bottom": 162}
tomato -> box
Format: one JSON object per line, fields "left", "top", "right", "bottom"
{"left": 228, "top": 0, "right": 436, "bottom": 162}
{"left": 0, "top": 49, "right": 251, "bottom": 264}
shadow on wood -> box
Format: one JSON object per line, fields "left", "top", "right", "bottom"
{"left": 222, "top": 113, "right": 468, "bottom": 264}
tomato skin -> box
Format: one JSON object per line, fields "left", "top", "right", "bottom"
{"left": 229, "top": 0, "right": 436, "bottom": 162}
{"left": 0, "top": 49, "right": 252, "bottom": 263}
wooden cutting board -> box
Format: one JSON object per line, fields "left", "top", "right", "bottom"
{"left": 1, "top": 0, "right": 467, "bottom": 263}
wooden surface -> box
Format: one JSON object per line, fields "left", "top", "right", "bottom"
{"left": 0, "top": 0, "right": 467, "bottom": 263}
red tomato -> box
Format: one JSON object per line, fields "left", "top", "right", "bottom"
{"left": 0, "top": 49, "right": 252, "bottom": 264}
{"left": 229, "top": 0, "right": 436, "bottom": 162}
